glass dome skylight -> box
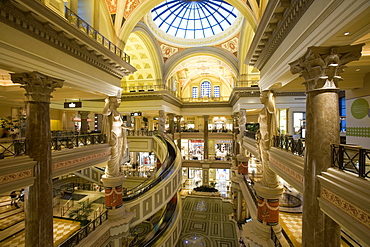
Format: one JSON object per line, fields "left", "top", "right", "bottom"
{"left": 151, "top": 0, "right": 237, "bottom": 40}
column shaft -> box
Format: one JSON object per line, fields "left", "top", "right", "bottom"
{"left": 303, "top": 90, "right": 340, "bottom": 246}
{"left": 25, "top": 101, "right": 54, "bottom": 246}
{"left": 203, "top": 115, "right": 209, "bottom": 159}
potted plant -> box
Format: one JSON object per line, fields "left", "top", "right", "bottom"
{"left": 0, "top": 116, "right": 19, "bottom": 138}
{"left": 68, "top": 200, "right": 94, "bottom": 226}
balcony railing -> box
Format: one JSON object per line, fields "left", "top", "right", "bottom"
{"left": 182, "top": 96, "right": 229, "bottom": 102}
{"left": 64, "top": 7, "right": 130, "bottom": 64}
{"left": 0, "top": 133, "right": 106, "bottom": 158}
{"left": 244, "top": 130, "right": 257, "bottom": 140}
{"left": 59, "top": 210, "right": 108, "bottom": 247}
{"left": 332, "top": 144, "right": 370, "bottom": 179}
{"left": 273, "top": 135, "right": 305, "bottom": 156}
{"left": 122, "top": 85, "right": 168, "bottom": 93}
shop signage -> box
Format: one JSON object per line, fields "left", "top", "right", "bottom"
{"left": 64, "top": 102, "right": 82, "bottom": 108}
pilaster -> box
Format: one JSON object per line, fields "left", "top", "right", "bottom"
{"left": 79, "top": 111, "right": 90, "bottom": 134}
{"left": 289, "top": 44, "right": 363, "bottom": 247}
{"left": 11, "top": 72, "right": 63, "bottom": 247}
{"left": 203, "top": 115, "right": 209, "bottom": 159}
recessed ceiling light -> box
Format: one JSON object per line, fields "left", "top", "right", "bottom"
{"left": 355, "top": 68, "right": 360, "bottom": 71}
{"left": 344, "top": 32, "right": 350, "bottom": 36}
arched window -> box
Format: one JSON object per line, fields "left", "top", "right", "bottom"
{"left": 201, "top": 81, "right": 211, "bottom": 98}
{"left": 192, "top": 87, "right": 198, "bottom": 98}
{"left": 214, "top": 86, "right": 220, "bottom": 98}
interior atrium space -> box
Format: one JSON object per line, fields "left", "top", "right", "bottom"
{"left": 0, "top": 0, "right": 369, "bottom": 246}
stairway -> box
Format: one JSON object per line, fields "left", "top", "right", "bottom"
{"left": 0, "top": 195, "right": 25, "bottom": 244}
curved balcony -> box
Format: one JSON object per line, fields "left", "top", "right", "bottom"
{"left": 123, "top": 135, "right": 182, "bottom": 227}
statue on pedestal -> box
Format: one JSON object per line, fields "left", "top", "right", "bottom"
{"left": 102, "top": 96, "right": 128, "bottom": 178}
{"left": 258, "top": 91, "right": 278, "bottom": 188}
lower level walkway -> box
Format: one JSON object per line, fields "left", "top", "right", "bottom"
{"left": 177, "top": 196, "right": 238, "bottom": 246}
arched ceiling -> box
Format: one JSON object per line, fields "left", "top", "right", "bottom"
{"left": 170, "top": 55, "right": 235, "bottom": 89}
{"left": 123, "top": 33, "right": 157, "bottom": 86}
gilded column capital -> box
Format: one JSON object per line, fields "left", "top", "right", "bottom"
{"left": 78, "top": 111, "right": 90, "bottom": 119}
{"left": 11, "top": 72, "right": 63, "bottom": 102}
{"left": 289, "top": 44, "right": 364, "bottom": 92}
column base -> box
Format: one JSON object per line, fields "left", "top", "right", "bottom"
{"left": 101, "top": 175, "right": 125, "bottom": 221}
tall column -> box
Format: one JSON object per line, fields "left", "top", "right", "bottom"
{"left": 134, "top": 116, "right": 142, "bottom": 132}
{"left": 203, "top": 115, "right": 209, "bottom": 160}
{"left": 158, "top": 110, "right": 166, "bottom": 136}
{"left": 11, "top": 72, "right": 63, "bottom": 247}
{"left": 168, "top": 113, "right": 176, "bottom": 139}
{"left": 290, "top": 44, "right": 363, "bottom": 247}
{"left": 176, "top": 115, "right": 182, "bottom": 150}
{"left": 79, "top": 111, "right": 90, "bottom": 134}
{"left": 238, "top": 109, "right": 246, "bottom": 155}
{"left": 148, "top": 116, "right": 154, "bottom": 131}
{"left": 232, "top": 113, "right": 239, "bottom": 163}
{"left": 254, "top": 90, "right": 283, "bottom": 239}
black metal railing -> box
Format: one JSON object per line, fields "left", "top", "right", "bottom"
{"left": 243, "top": 175, "right": 258, "bottom": 207}
{"left": 64, "top": 7, "right": 130, "bottom": 64}
{"left": 127, "top": 130, "right": 157, "bottom": 137}
{"left": 0, "top": 138, "right": 26, "bottom": 158}
{"left": 0, "top": 133, "right": 106, "bottom": 158}
{"left": 332, "top": 144, "right": 370, "bottom": 179}
{"left": 58, "top": 210, "right": 108, "bottom": 247}
{"left": 244, "top": 130, "right": 257, "bottom": 140}
{"left": 273, "top": 135, "right": 305, "bottom": 156}
{"left": 271, "top": 228, "right": 282, "bottom": 247}
{"left": 52, "top": 133, "right": 106, "bottom": 150}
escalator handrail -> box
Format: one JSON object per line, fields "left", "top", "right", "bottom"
{"left": 122, "top": 135, "right": 177, "bottom": 202}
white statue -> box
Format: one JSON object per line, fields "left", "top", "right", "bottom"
{"left": 258, "top": 91, "right": 278, "bottom": 187}
{"left": 102, "top": 96, "right": 128, "bottom": 178}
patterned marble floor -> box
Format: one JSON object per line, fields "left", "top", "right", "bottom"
{"left": 177, "top": 196, "right": 238, "bottom": 247}
{"left": 0, "top": 218, "right": 80, "bottom": 247}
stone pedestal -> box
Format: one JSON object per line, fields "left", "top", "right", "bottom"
{"left": 290, "top": 44, "right": 363, "bottom": 247}
{"left": 11, "top": 72, "right": 63, "bottom": 247}
{"left": 101, "top": 175, "right": 125, "bottom": 221}
{"left": 254, "top": 183, "right": 283, "bottom": 239}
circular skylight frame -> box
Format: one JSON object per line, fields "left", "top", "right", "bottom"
{"left": 147, "top": 0, "right": 242, "bottom": 47}
{"left": 151, "top": 0, "right": 237, "bottom": 40}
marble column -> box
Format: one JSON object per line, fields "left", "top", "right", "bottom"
{"left": 203, "top": 115, "right": 209, "bottom": 160}
{"left": 168, "top": 113, "right": 176, "bottom": 139}
{"left": 254, "top": 90, "right": 283, "bottom": 239}
{"left": 79, "top": 111, "right": 90, "bottom": 134}
{"left": 232, "top": 113, "right": 239, "bottom": 163}
{"left": 238, "top": 109, "right": 246, "bottom": 155}
{"left": 290, "top": 44, "right": 363, "bottom": 247}
{"left": 134, "top": 116, "right": 142, "bottom": 132}
{"left": 158, "top": 110, "right": 166, "bottom": 136}
{"left": 11, "top": 72, "right": 63, "bottom": 247}
{"left": 176, "top": 115, "right": 182, "bottom": 150}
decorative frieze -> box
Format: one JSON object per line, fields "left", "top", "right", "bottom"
{"left": 269, "top": 156, "right": 304, "bottom": 185}
{"left": 0, "top": 169, "right": 33, "bottom": 185}
{"left": 52, "top": 151, "right": 110, "bottom": 170}
{"left": 321, "top": 187, "right": 370, "bottom": 229}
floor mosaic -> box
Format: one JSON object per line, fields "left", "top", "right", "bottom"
{"left": 177, "top": 196, "right": 238, "bottom": 247}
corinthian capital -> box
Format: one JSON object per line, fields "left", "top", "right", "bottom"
{"left": 289, "top": 44, "right": 364, "bottom": 92}
{"left": 11, "top": 72, "right": 63, "bottom": 102}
